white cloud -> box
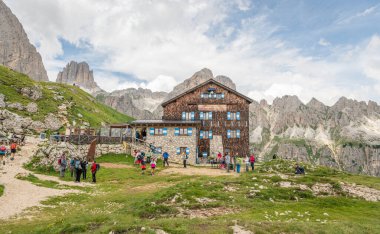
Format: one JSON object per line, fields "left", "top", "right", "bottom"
{"left": 336, "top": 4, "right": 379, "bottom": 24}
{"left": 318, "top": 38, "right": 331, "bottom": 46}
{"left": 3, "top": 0, "right": 380, "bottom": 105}
{"left": 95, "top": 72, "right": 177, "bottom": 93}
{"left": 360, "top": 35, "right": 380, "bottom": 81}
{"left": 235, "top": 0, "right": 251, "bottom": 11}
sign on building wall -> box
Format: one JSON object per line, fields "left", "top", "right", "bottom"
{"left": 198, "top": 104, "right": 227, "bottom": 112}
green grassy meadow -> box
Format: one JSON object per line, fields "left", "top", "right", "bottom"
{"left": 0, "top": 65, "right": 133, "bottom": 127}
{"left": 1, "top": 155, "right": 380, "bottom": 234}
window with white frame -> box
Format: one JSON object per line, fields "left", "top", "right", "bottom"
{"left": 227, "top": 129, "right": 240, "bottom": 139}
{"left": 154, "top": 128, "right": 164, "bottom": 135}
{"left": 179, "top": 128, "right": 188, "bottom": 135}
{"left": 227, "top": 112, "right": 241, "bottom": 120}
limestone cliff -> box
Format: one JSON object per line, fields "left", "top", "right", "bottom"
{"left": 250, "top": 96, "right": 380, "bottom": 177}
{"left": 0, "top": 1, "right": 48, "bottom": 81}
{"left": 56, "top": 61, "right": 101, "bottom": 93}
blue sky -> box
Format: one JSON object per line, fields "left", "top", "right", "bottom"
{"left": 5, "top": 0, "right": 380, "bottom": 104}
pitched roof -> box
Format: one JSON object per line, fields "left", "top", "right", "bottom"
{"left": 161, "top": 79, "right": 253, "bottom": 107}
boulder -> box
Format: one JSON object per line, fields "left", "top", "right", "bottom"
{"left": 7, "top": 102, "right": 24, "bottom": 110}
{"left": 26, "top": 102, "right": 38, "bottom": 113}
{"left": 21, "top": 86, "right": 43, "bottom": 100}
{"left": 0, "top": 94, "right": 5, "bottom": 108}
{"left": 44, "top": 113, "right": 62, "bottom": 130}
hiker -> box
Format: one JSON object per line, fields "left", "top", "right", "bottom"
{"left": 141, "top": 158, "right": 147, "bottom": 174}
{"left": 58, "top": 153, "right": 67, "bottom": 177}
{"left": 233, "top": 153, "right": 238, "bottom": 172}
{"left": 10, "top": 141, "right": 17, "bottom": 158}
{"left": 0, "top": 144, "right": 6, "bottom": 165}
{"left": 70, "top": 157, "right": 75, "bottom": 177}
{"left": 295, "top": 164, "right": 305, "bottom": 174}
{"left": 217, "top": 152, "right": 222, "bottom": 165}
{"left": 91, "top": 161, "right": 98, "bottom": 183}
{"left": 81, "top": 160, "right": 88, "bottom": 180}
{"left": 236, "top": 156, "right": 242, "bottom": 173}
{"left": 225, "top": 153, "right": 231, "bottom": 173}
{"left": 146, "top": 149, "right": 152, "bottom": 164}
{"left": 75, "top": 158, "right": 83, "bottom": 182}
{"left": 135, "top": 150, "right": 141, "bottom": 164}
{"left": 150, "top": 156, "right": 157, "bottom": 176}
{"left": 182, "top": 151, "right": 188, "bottom": 168}
{"left": 249, "top": 153, "right": 255, "bottom": 171}
{"left": 244, "top": 155, "right": 250, "bottom": 172}
{"left": 162, "top": 151, "right": 169, "bottom": 167}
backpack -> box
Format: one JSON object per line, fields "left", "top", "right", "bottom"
{"left": 11, "top": 143, "right": 16, "bottom": 150}
{"left": 0, "top": 146, "right": 5, "bottom": 151}
{"left": 96, "top": 163, "right": 100, "bottom": 171}
{"left": 58, "top": 158, "right": 62, "bottom": 165}
{"left": 75, "top": 161, "right": 82, "bottom": 169}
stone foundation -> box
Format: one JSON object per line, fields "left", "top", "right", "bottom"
{"left": 32, "top": 141, "right": 126, "bottom": 171}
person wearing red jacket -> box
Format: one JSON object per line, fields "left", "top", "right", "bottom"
{"left": 249, "top": 154, "right": 256, "bottom": 171}
{"left": 91, "top": 161, "right": 98, "bottom": 183}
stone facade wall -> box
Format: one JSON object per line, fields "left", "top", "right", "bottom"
{"left": 32, "top": 141, "right": 126, "bottom": 171}
{"left": 137, "top": 127, "right": 198, "bottom": 165}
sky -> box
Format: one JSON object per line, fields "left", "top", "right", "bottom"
{"left": 4, "top": 0, "right": 380, "bottom": 105}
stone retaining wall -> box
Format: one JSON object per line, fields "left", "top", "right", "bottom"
{"left": 32, "top": 141, "right": 126, "bottom": 171}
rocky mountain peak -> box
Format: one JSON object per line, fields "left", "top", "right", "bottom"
{"left": 307, "top": 97, "right": 327, "bottom": 111}
{"left": 0, "top": 1, "right": 48, "bottom": 81}
{"left": 272, "top": 95, "right": 303, "bottom": 112}
{"left": 56, "top": 61, "right": 101, "bottom": 93}
{"left": 167, "top": 68, "right": 236, "bottom": 100}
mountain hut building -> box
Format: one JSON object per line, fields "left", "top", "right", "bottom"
{"left": 130, "top": 79, "right": 253, "bottom": 164}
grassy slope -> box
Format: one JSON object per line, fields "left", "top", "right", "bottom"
{"left": 1, "top": 155, "right": 379, "bottom": 233}
{"left": 0, "top": 65, "right": 133, "bottom": 127}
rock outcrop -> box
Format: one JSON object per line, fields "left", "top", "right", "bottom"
{"left": 250, "top": 96, "right": 380, "bottom": 177}
{"left": 56, "top": 61, "right": 101, "bottom": 93}
{"left": 0, "top": 1, "right": 48, "bottom": 81}
{"left": 97, "top": 88, "right": 167, "bottom": 120}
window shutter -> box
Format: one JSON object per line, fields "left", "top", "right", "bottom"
{"left": 200, "top": 130, "right": 204, "bottom": 139}
{"left": 191, "top": 112, "right": 195, "bottom": 120}
{"left": 209, "top": 130, "right": 213, "bottom": 139}
{"left": 237, "top": 112, "right": 240, "bottom": 120}
{"left": 174, "top": 128, "right": 179, "bottom": 136}
{"left": 227, "top": 112, "right": 231, "bottom": 120}
{"left": 182, "top": 112, "right": 186, "bottom": 120}
{"left": 227, "top": 129, "right": 231, "bottom": 139}
{"left": 188, "top": 128, "right": 192, "bottom": 136}
{"left": 163, "top": 128, "right": 168, "bottom": 136}
{"left": 186, "top": 148, "right": 190, "bottom": 155}
{"left": 150, "top": 128, "right": 155, "bottom": 136}
{"left": 176, "top": 148, "right": 180, "bottom": 155}
{"left": 237, "top": 129, "right": 241, "bottom": 138}
{"left": 209, "top": 112, "right": 213, "bottom": 120}
{"left": 200, "top": 112, "right": 204, "bottom": 120}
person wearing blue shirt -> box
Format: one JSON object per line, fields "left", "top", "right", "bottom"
{"left": 162, "top": 151, "right": 169, "bottom": 167}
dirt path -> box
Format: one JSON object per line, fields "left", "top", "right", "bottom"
{"left": 0, "top": 137, "right": 86, "bottom": 220}
{"left": 101, "top": 163, "right": 132, "bottom": 169}
{"left": 160, "top": 165, "right": 240, "bottom": 177}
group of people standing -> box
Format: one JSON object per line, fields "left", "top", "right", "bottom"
{"left": 216, "top": 152, "right": 256, "bottom": 173}
{"left": 133, "top": 149, "right": 157, "bottom": 175}
{"left": 58, "top": 152, "right": 99, "bottom": 183}
{"left": 0, "top": 140, "right": 18, "bottom": 166}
